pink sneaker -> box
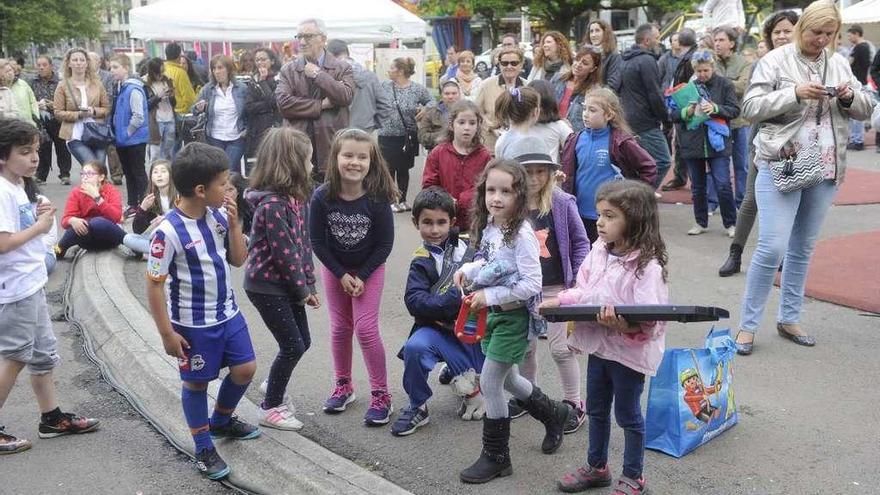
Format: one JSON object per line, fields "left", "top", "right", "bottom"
{"left": 363, "top": 390, "right": 393, "bottom": 426}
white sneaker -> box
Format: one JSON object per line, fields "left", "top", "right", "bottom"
{"left": 727, "top": 226, "right": 736, "bottom": 238}
{"left": 258, "top": 404, "right": 303, "bottom": 431}
{"left": 390, "top": 202, "right": 401, "bottom": 213}
{"left": 687, "top": 225, "right": 706, "bottom": 235}
{"left": 259, "top": 379, "right": 291, "bottom": 405}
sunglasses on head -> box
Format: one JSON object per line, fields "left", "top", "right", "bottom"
{"left": 499, "top": 60, "right": 521, "bottom": 67}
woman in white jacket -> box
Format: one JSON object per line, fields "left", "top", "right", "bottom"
{"left": 735, "top": 0, "right": 874, "bottom": 355}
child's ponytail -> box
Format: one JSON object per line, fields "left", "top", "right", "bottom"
{"left": 493, "top": 86, "right": 540, "bottom": 129}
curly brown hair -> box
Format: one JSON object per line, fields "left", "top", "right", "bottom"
{"left": 469, "top": 159, "right": 530, "bottom": 249}
{"left": 595, "top": 180, "right": 668, "bottom": 282}
{"left": 533, "top": 31, "right": 573, "bottom": 68}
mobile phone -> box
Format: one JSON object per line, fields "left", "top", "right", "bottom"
{"left": 825, "top": 86, "right": 838, "bottom": 97}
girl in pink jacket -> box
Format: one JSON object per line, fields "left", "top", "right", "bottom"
{"left": 542, "top": 179, "right": 668, "bottom": 495}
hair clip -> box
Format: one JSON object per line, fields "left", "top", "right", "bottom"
{"left": 509, "top": 87, "right": 522, "bottom": 102}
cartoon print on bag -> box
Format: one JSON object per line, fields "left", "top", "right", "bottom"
{"left": 681, "top": 363, "right": 723, "bottom": 431}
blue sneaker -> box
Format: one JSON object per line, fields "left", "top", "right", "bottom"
{"left": 390, "top": 405, "right": 429, "bottom": 436}
{"left": 363, "top": 390, "right": 393, "bottom": 426}
{"left": 210, "top": 416, "right": 262, "bottom": 440}
{"left": 323, "top": 378, "right": 356, "bottom": 414}
{"left": 196, "top": 447, "right": 230, "bottom": 480}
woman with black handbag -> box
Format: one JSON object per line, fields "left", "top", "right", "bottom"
{"left": 53, "top": 48, "right": 111, "bottom": 174}
{"left": 378, "top": 57, "right": 434, "bottom": 212}
{"left": 735, "top": 0, "right": 873, "bottom": 355}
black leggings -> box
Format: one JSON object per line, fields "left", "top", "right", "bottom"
{"left": 379, "top": 135, "right": 415, "bottom": 203}
{"left": 117, "top": 143, "right": 148, "bottom": 208}
{"left": 245, "top": 291, "right": 311, "bottom": 409}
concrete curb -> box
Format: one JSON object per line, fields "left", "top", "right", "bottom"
{"left": 69, "top": 250, "right": 412, "bottom": 495}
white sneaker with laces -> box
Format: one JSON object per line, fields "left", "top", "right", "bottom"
{"left": 687, "top": 225, "right": 706, "bottom": 235}
{"left": 258, "top": 404, "right": 303, "bottom": 431}
{"left": 727, "top": 226, "right": 736, "bottom": 238}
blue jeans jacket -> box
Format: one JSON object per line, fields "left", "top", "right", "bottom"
{"left": 194, "top": 80, "right": 248, "bottom": 138}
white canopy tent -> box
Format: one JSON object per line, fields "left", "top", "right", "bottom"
{"left": 129, "top": 0, "right": 428, "bottom": 43}
{"left": 842, "top": 0, "right": 880, "bottom": 42}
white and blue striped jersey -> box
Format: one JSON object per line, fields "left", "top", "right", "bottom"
{"left": 147, "top": 207, "right": 239, "bottom": 327}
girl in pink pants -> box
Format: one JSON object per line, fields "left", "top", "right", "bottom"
{"left": 309, "top": 129, "right": 398, "bottom": 426}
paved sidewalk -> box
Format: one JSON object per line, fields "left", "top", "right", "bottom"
{"left": 1, "top": 259, "right": 226, "bottom": 494}
{"left": 40, "top": 149, "right": 880, "bottom": 494}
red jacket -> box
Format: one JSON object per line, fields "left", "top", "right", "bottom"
{"left": 560, "top": 127, "right": 657, "bottom": 194}
{"left": 421, "top": 142, "right": 491, "bottom": 230}
{"left": 61, "top": 183, "right": 123, "bottom": 229}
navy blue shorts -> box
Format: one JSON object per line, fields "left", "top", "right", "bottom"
{"left": 172, "top": 312, "right": 256, "bottom": 382}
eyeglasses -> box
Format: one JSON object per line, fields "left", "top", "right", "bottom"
{"left": 80, "top": 171, "right": 99, "bottom": 177}
{"left": 295, "top": 33, "right": 321, "bottom": 41}
{"left": 255, "top": 56, "right": 269, "bottom": 62}
{"left": 499, "top": 60, "right": 521, "bottom": 67}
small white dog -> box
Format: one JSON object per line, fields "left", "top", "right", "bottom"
{"left": 450, "top": 368, "right": 486, "bottom": 421}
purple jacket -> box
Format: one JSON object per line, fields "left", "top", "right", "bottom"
{"left": 548, "top": 188, "right": 591, "bottom": 288}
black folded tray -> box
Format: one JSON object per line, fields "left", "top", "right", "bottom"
{"left": 539, "top": 305, "right": 729, "bottom": 323}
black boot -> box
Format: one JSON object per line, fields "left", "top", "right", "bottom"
{"left": 460, "top": 417, "right": 513, "bottom": 484}
{"left": 521, "top": 386, "right": 571, "bottom": 454}
{"left": 719, "top": 243, "right": 743, "bottom": 277}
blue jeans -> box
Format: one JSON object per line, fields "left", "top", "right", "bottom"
{"left": 149, "top": 120, "right": 176, "bottom": 162}
{"left": 66, "top": 140, "right": 107, "bottom": 167}
{"left": 636, "top": 127, "right": 671, "bottom": 189}
{"left": 685, "top": 157, "right": 737, "bottom": 228}
{"left": 586, "top": 355, "right": 645, "bottom": 480}
{"left": 402, "top": 326, "right": 485, "bottom": 409}
{"left": 849, "top": 118, "right": 865, "bottom": 145}
{"left": 739, "top": 164, "right": 837, "bottom": 333}
{"left": 58, "top": 217, "right": 126, "bottom": 252}
{"left": 731, "top": 126, "right": 750, "bottom": 206}
{"left": 207, "top": 136, "right": 246, "bottom": 173}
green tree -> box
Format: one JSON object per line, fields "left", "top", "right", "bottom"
{"left": 0, "top": 0, "right": 109, "bottom": 54}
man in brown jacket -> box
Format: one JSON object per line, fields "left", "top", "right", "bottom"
{"left": 276, "top": 18, "right": 355, "bottom": 182}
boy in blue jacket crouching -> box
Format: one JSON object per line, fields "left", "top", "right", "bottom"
{"left": 392, "top": 187, "right": 486, "bottom": 437}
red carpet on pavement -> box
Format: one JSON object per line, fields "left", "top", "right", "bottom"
{"left": 657, "top": 167, "right": 880, "bottom": 206}
{"left": 778, "top": 230, "right": 880, "bottom": 314}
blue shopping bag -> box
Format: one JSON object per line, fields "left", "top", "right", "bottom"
{"left": 645, "top": 327, "right": 738, "bottom": 457}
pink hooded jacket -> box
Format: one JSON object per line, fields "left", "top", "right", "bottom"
{"left": 557, "top": 239, "right": 668, "bottom": 376}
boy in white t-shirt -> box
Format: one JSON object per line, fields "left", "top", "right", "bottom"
{"left": 0, "top": 119, "right": 99, "bottom": 455}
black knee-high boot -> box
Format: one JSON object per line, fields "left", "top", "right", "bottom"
{"left": 521, "top": 386, "right": 571, "bottom": 454}
{"left": 459, "top": 417, "right": 512, "bottom": 484}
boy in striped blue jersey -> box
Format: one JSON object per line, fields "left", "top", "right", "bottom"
{"left": 147, "top": 143, "right": 259, "bottom": 480}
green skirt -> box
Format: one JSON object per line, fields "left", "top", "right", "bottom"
{"left": 481, "top": 307, "right": 529, "bottom": 364}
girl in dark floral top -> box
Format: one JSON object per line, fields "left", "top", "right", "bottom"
{"left": 243, "top": 127, "right": 318, "bottom": 431}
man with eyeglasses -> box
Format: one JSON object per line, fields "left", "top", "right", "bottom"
{"left": 276, "top": 18, "right": 355, "bottom": 183}
{"left": 491, "top": 33, "right": 532, "bottom": 78}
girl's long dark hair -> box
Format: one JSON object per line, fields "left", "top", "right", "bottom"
{"left": 595, "top": 180, "right": 668, "bottom": 281}
{"left": 469, "top": 159, "right": 529, "bottom": 249}
{"left": 527, "top": 79, "right": 561, "bottom": 124}
{"left": 325, "top": 128, "right": 398, "bottom": 203}
{"left": 147, "top": 160, "right": 178, "bottom": 217}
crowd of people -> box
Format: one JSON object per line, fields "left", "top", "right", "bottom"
{"left": 0, "top": 2, "right": 875, "bottom": 493}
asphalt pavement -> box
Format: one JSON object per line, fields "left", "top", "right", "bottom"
{"left": 0, "top": 249, "right": 227, "bottom": 494}
{"left": 34, "top": 149, "right": 880, "bottom": 494}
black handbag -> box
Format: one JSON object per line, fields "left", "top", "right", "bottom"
{"left": 65, "top": 79, "right": 114, "bottom": 148}
{"left": 392, "top": 85, "right": 420, "bottom": 157}
{"left": 81, "top": 121, "right": 115, "bottom": 148}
